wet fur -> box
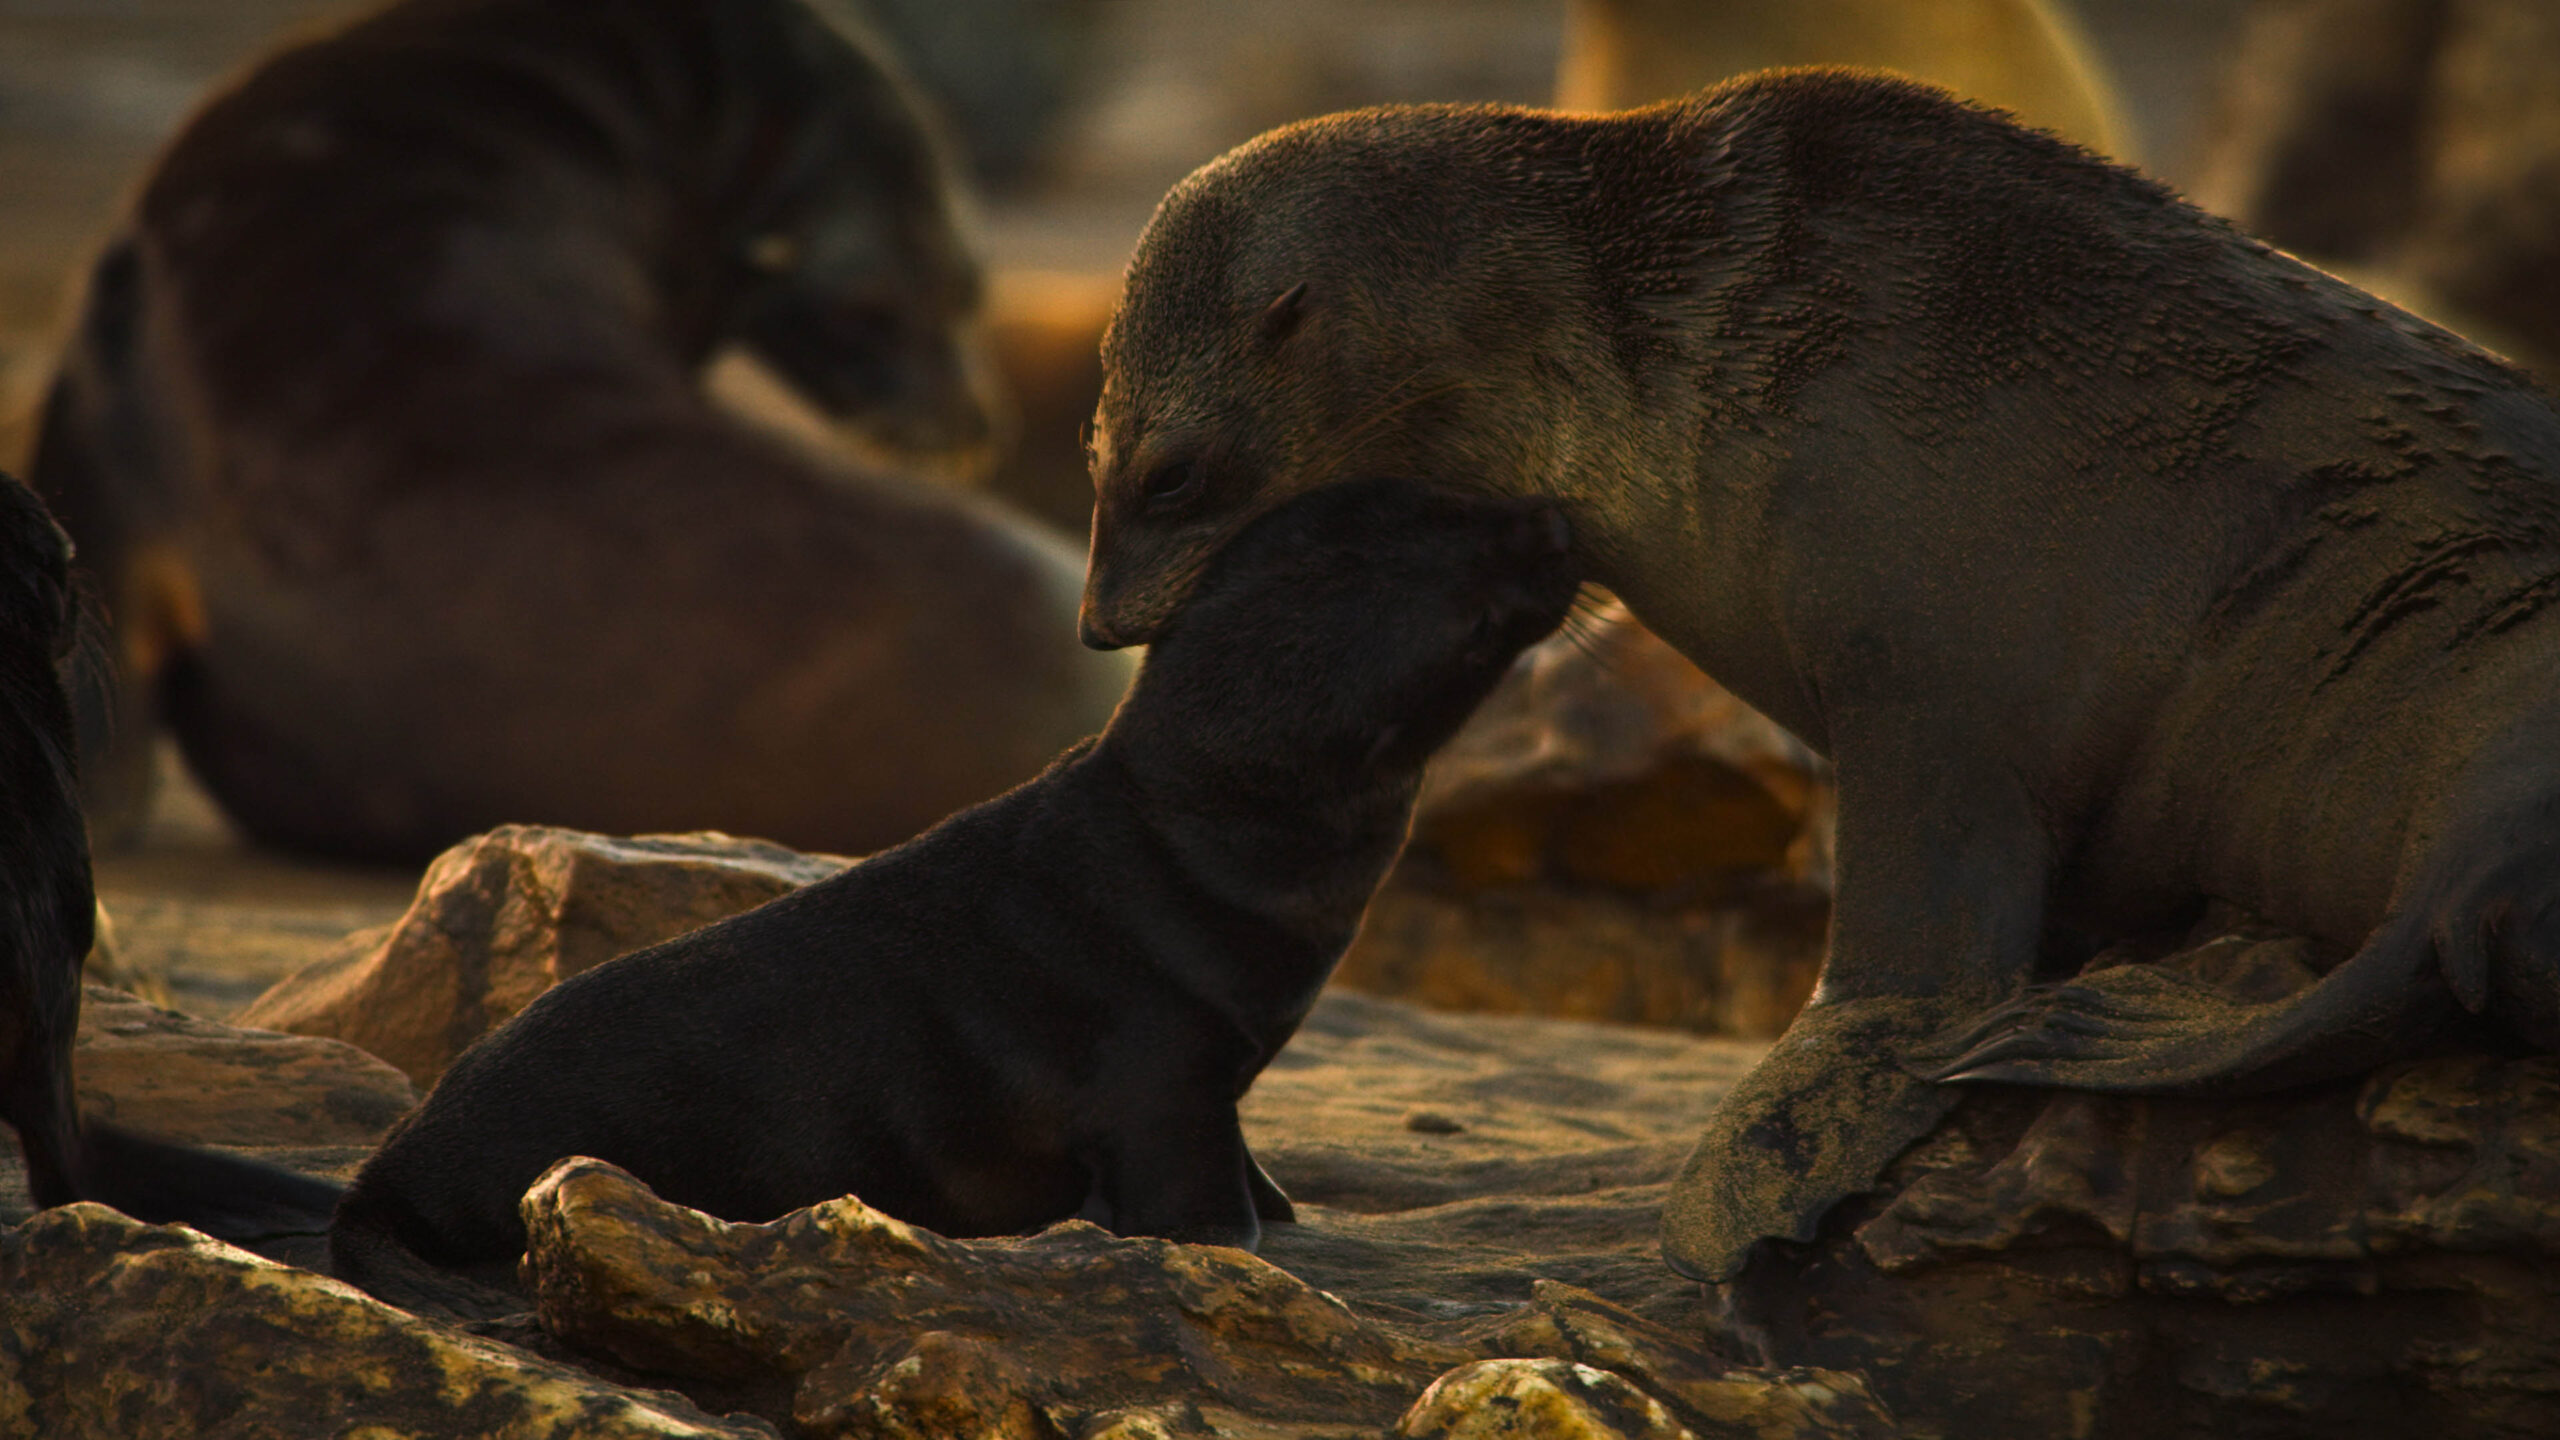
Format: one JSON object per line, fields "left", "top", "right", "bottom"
{"left": 1077, "top": 69, "right": 2560, "bottom": 1280}
{"left": 0, "top": 472, "right": 340, "bottom": 1237}
{"left": 328, "top": 478, "right": 1576, "bottom": 1308}
{"left": 28, "top": 0, "right": 1130, "bottom": 861}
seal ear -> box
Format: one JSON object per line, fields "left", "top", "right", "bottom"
{"left": 1258, "top": 282, "right": 1310, "bottom": 346}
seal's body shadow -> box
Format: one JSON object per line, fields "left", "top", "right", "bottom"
{"left": 27, "top": 0, "right": 1132, "bottom": 863}
{"left": 1072, "top": 68, "right": 2560, "bottom": 1281}
{"left": 327, "top": 478, "right": 1580, "bottom": 1314}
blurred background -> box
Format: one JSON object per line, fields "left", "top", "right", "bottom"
{"left": 0, "top": 0, "right": 2281, "bottom": 467}
{"left": 6, "top": 0, "right": 2551, "bottom": 1032}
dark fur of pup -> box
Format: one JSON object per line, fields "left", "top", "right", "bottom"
{"left": 28, "top": 0, "right": 1130, "bottom": 861}
{"left": 328, "top": 478, "right": 1577, "bottom": 1309}
{"left": 0, "top": 472, "right": 339, "bottom": 1237}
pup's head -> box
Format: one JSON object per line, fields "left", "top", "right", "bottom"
{"left": 1119, "top": 477, "right": 1579, "bottom": 787}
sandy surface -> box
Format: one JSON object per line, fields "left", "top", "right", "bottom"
{"left": 91, "top": 746, "right": 423, "bottom": 1020}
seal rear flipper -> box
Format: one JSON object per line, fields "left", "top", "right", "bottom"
{"left": 1660, "top": 995, "right": 1968, "bottom": 1283}
{"left": 74, "top": 1118, "right": 345, "bottom": 1240}
{"left": 1924, "top": 912, "right": 2449, "bottom": 1096}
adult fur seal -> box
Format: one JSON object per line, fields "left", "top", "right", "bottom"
{"left": 29, "top": 0, "right": 1131, "bottom": 861}
{"left": 1075, "top": 69, "right": 2560, "bottom": 1283}
{"left": 328, "top": 477, "right": 1577, "bottom": 1304}
{"left": 0, "top": 471, "right": 340, "bottom": 1236}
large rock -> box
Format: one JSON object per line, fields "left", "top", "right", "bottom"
{"left": 237, "top": 827, "right": 851, "bottom": 1086}
{"left": 1718, "top": 933, "right": 2560, "bottom": 1438}
{"left": 70, "top": 984, "right": 415, "bottom": 1148}
{"left": 518, "top": 1156, "right": 1894, "bottom": 1440}
{"left": 0, "top": 1203, "right": 778, "bottom": 1439}
{"left": 1342, "top": 607, "right": 1830, "bottom": 1039}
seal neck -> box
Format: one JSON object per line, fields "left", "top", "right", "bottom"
{"left": 1071, "top": 736, "right": 1419, "bottom": 1056}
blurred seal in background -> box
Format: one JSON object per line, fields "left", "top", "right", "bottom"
{"left": 28, "top": 0, "right": 1132, "bottom": 862}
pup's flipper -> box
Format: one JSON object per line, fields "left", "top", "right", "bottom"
{"left": 1660, "top": 994, "right": 1967, "bottom": 1283}
{"left": 75, "top": 1119, "right": 345, "bottom": 1240}
{"left": 1245, "top": 1147, "right": 1295, "bottom": 1225}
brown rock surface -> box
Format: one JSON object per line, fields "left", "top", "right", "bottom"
{"left": 237, "top": 827, "right": 852, "bottom": 1085}
{"left": 0, "top": 1202, "right": 778, "bottom": 1439}
{"left": 1720, "top": 935, "right": 2560, "bottom": 1438}
{"left": 519, "top": 1157, "right": 1893, "bottom": 1440}
{"left": 69, "top": 983, "right": 415, "bottom": 1148}
{"left": 1341, "top": 607, "right": 1830, "bottom": 1039}
{"left": 2, "top": 984, "right": 416, "bottom": 1247}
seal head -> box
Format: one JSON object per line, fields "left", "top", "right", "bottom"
{"left": 1080, "top": 105, "right": 1677, "bottom": 647}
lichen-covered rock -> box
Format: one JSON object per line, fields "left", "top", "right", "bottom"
{"left": 0, "top": 1202, "right": 778, "bottom": 1439}
{"left": 521, "top": 1155, "right": 1474, "bottom": 1433}
{"left": 1396, "top": 1360, "right": 1697, "bottom": 1440}
{"left": 238, "top": 827, "right": 851, "bottom": 1085}
{"left": 69, "top": 983, "right": 416, "bottom": 1147}
{"left": 1721, "top": 1047, "right": 2560, "bottom": 1438}
{"left": 1468, "top": 1284, "right": 1892, "bottom": 1440}
{"left": 519, "top": 1158, "right": 1896, "bottom": 1440}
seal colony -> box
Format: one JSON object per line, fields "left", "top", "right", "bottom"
{"left": 327, "top": 477, "right": 1578, "bottom": 1305}
{"left": 27, "top": 0, "right": 1131, "bottom": 861}
{"left": 1076, "top": 69, "right": 2560, "bottom": 1282}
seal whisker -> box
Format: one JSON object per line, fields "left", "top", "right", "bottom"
{"left": 1297, "top": 374, "right": 1487, "bottom": 480}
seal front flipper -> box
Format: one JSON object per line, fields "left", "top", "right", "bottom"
{"left": 1090, "top": 1109, "right": 1266, "bottom": 1251}
{"left": 1661, "top": 743, "right": 2052, "bottom": 1282}
{"left": 1661, "top": 995, "right": 1968, "bottom": 1281}
{"left": 1928, "top": 910, "right": 2454, "bottom": 1096}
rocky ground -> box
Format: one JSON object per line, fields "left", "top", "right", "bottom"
{"left": 18, "top": 809, "right": 2560, "bottom": 1438}
{"left": 8, "top": 960, "right": 1905, "bottom": 1438}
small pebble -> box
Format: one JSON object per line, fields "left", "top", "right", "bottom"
{"left": 1404, "top": 1110, "right": 1465, "bottom": 1135}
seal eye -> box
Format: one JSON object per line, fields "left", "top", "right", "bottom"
{"left": 1139, "top": 460, "right": 1204, "bottom": 510}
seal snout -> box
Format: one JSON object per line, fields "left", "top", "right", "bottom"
{"left": 1078, "top": 612, "right": 1127, "bottom": 651}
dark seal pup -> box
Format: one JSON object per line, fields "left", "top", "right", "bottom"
{"left": 28, "top": 0, "right": 1131, "bottom": 861}
{"left": 0, "top": 471, "right": 340, "bottom": 1237}
{"left": 327, "top": 477, "right": 1578, "bottom": 1303}
{"left": 1071, "top": 68, "right": 2560, "bottom": 1282}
